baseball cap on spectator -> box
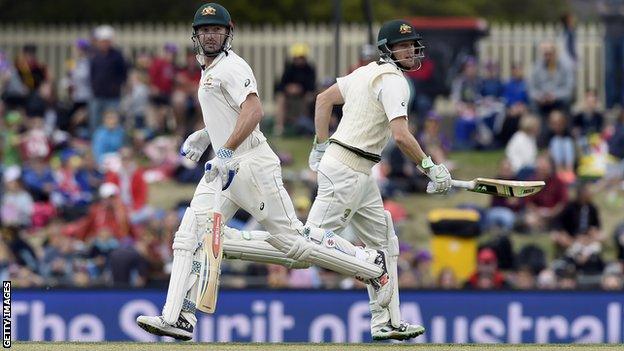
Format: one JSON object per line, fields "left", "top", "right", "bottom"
{"left": 399, "top": 241, "right": 413, "bottom": 254}
{"left": 76, "top": 38, "right": 90, "bottom": 50}
{"left": 164, "top": 42, "right": 178, "bottom": 54}
{"left": 478, "top": 248, "right": 497, "bottom": 264}
{"left": 99, "top": 182, "right": 119, "bottom": 198}
{"left": 426, "top": 111, "right": 442, "bottom": 122}
{"left": 415, "top": 249, "right": 433, "bottom": 263}
{"left": 3, "top": 165, "right": 21, "bottom": 183}
{"left": 289, "top": 43, "right": 309, "bottom": 58}
{"left": 94, "top": 25, "right": 115, "bottom": 41}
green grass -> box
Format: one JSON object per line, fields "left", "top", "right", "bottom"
{"left": 9, "top": 342, "right": 624, "bottom": 351}
{"left": 148, "top": 137, "right": 622, "bottom": 261}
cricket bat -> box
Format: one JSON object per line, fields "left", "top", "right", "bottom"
{"left": 196, "top": 176, "right": 224, "bottom": 314}
{"left": 450, "top": 178, "right": 545, "bottom": 198}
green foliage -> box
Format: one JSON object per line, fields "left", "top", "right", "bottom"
{"left": 0, "top": 0, "right": 570, "bottom": 24}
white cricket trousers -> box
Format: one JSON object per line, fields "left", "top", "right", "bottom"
{"left": 306, "top": 146, "right": 397, "bottom": 331}
{"left": 306, "top": 151, "right": 387, "bottom": 249}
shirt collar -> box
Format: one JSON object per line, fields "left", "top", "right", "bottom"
{"left": 196, "top": 52, "right": 227, "bottom": 71}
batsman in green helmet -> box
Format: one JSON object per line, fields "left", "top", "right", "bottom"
{"left": 305, "top": 19, "right": 451, "bottom": 341}
{"left": 191, "top": 2, "right": 234, "bottom": 57}
{"left": 377, "top": 19, "right": 426, "bottom": 71}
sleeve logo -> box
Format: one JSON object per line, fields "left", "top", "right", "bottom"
{"left": 244, "top": 79, "right": 251, "bottom": 87}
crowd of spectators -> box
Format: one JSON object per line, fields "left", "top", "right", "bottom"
{"left": 1, "top": 25, "right": 623, "bottom": 292}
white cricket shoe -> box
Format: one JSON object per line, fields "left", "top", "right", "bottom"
{"left": 136, "top": 314, "right": 193, "bottom": 341}
{"left": 372, "top": 321, "right": 426, "bottom": 341}
{"left": 367, "top": 249, "right": 393, "bottom": 308}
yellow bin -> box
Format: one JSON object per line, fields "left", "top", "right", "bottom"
{"left": 431, "top": 235, "right": 477, "bottom": 282}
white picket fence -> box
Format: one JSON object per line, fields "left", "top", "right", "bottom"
{"left": 0, "top": 22, "right": 604, "bottom": 111}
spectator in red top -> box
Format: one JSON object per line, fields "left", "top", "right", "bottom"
{"left": 149, "top": 43, "right": 177, "bottom": 100}
{"left": 522, "top": 154, "right": 569, "bottom": 232}
{"left": 20, "top": 117, "right": 51, "bottom": 161}
{"left": 464, "top": 248, "right": 509, "bottom": 289}
{"left": 171, "top": 48, "right": 202, "bottom": 136}
{"left": 105, "top": 147, "right": 149, "bottom": 223}
{"left": 64, "top": 182, "right": 131, "bottom": 241}
{"left": 148, "top": 43, "right": 177, "bottom": 134}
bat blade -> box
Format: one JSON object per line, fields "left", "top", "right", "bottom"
{"left": 471, "top": 178, "right": 545, "bottom": 197}
{"left": 451, "top": 178, "right": 545, "bottom": 198}
{"left": 196, "top": 178, "right": 224, "bottom": 314}
{"left": 196, "top": 211, "right": 224, "bottom": 314}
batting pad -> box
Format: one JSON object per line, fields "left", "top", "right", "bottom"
{"left": 267, "top": 233, "right": 382, "bottom": 280}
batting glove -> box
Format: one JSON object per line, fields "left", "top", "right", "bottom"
{"left": 204, "top": 147, "right": 238, "bottom": 190}
{"left": 308, "top": 136, "right": 329, "bottom": 172}
{"left": 421, "top": 156, "right": 451, "bottom": 194}
{"left": 180, "top": 128, "right": 211, "bottom": 162}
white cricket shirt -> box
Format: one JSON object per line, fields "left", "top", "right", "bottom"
{"left": 197, "top": 51, "right": 266, "bottom": 155}
{"left": 331, "top": 61, "right": 410, "bottom": 161}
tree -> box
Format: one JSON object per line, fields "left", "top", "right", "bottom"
{"left": 0, "top": 0, "right": 569, "bottom": 24}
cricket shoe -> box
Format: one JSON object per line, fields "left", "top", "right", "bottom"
{"left": 136, "top": 314, "right": 194, "bottom": 341}
{"left": 367, "top": 249, "right": 393, "bottom": 308}
{"left": 372, "top": 321, "right": 426, "bottom": 341}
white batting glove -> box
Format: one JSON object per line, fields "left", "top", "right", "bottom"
{"left": 204, "top": 147, "right": 239, "bottom": 190}
{"left": 180, "top": 129, "right": 211, "bottom": 162}
{"left": 421, "top": 156, "right": 451, "bottom": 194}
{"left": 308, "top": 136, "right": 329, "bottom": 172}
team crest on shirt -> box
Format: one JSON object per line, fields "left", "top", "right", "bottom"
{"left": 202, "top": 74, "right": 215, "bottom": 90}
{"left": 399, "top": 24, "right": 412, "bottom": 34}
{"left": 202, "top": 6, "right": 216, "bottom": 16}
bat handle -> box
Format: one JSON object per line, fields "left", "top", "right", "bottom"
{"left": 451, "top": 179, "right": 475, "bottom": 190}
{"left": 213, "top": 176, "right": 223, "bottom": 212}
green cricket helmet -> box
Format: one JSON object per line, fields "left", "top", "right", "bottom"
{"left": 191, "top": 3, "right": 234, "bottom": 57}
{"left": 376, "top": 19, "right": 425, "bottom": 71}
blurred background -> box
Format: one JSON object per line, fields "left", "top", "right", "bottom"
{"left": 2, "top": 0, "right": 624, "bottom": 344}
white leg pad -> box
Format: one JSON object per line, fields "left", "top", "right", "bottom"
{"left": 179, "top": 249, "right": 204, "bottom": 327}
{"left": 267, "top": 229, "right": 382, "bottom": 280}
{"left": 368, "top": 210, "right": 402, "bottom": 331}
{"left": 368, "top": 284, "right": 390, "bottom": 332}
{"left": 222, "top": 228, "right": 310, "bottom": 269}
{"left": 162, "top": 207, "right": 204, "bottom": 325}
{"left": 384, "top": 210, "right": 401, "bottom": 328}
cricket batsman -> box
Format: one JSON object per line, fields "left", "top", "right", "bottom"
{"left": 268, "top": 19, "right": 453, "bottom": 340}
{"left": 136, "top": 3, "right": 393, "bottom": 340}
